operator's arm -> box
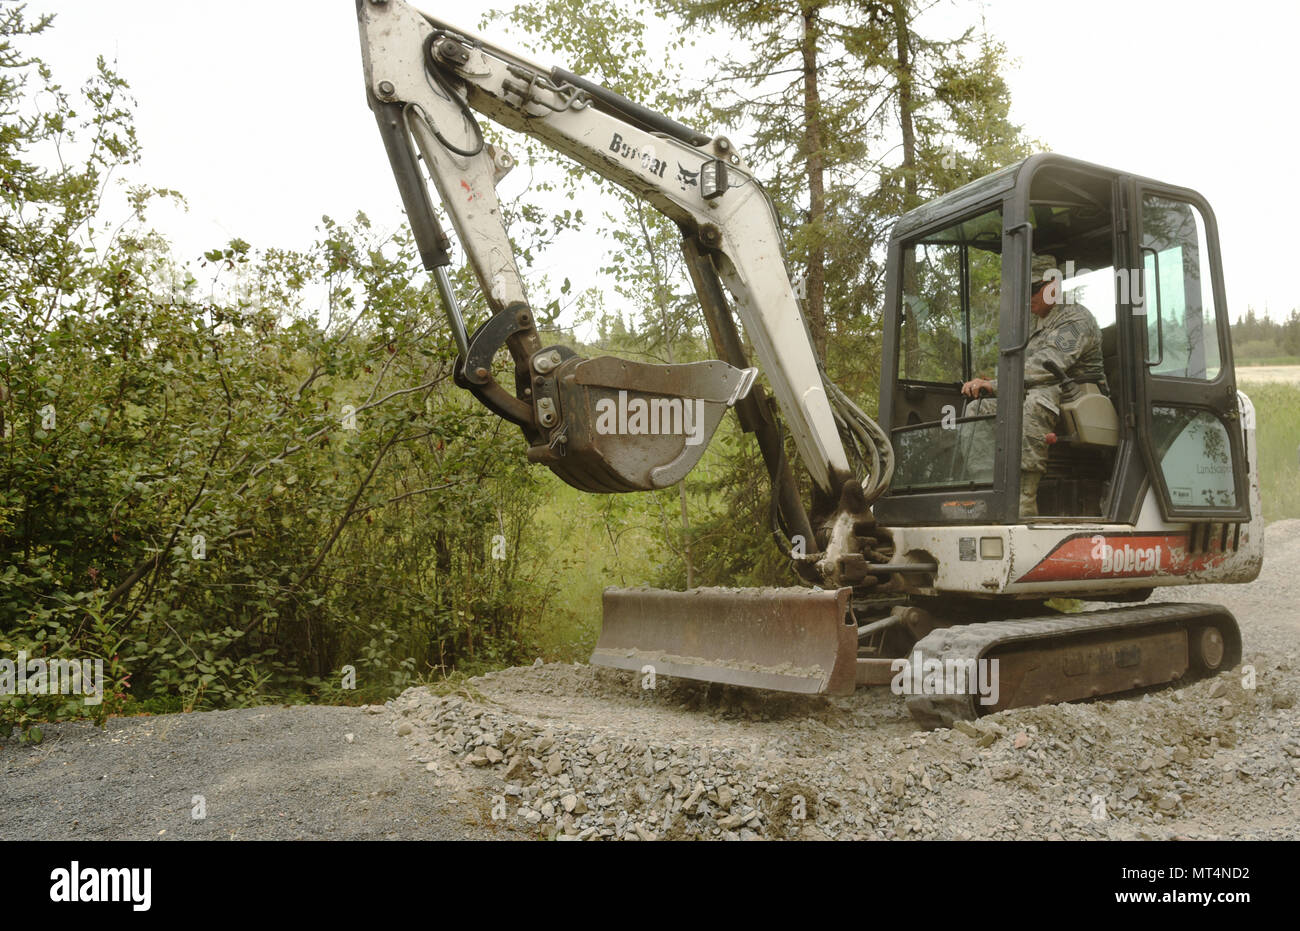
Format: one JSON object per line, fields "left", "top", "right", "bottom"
{"left": 1024, "top": 344, "right": 1071, "bottom": 388}
{"left": 962, "top": 305, "right": 1101, "bottom": 399}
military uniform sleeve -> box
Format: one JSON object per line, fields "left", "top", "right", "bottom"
{"left": 1024, "top": 339, "right": 1072, "bottom": 387}
{"left": 1024, "top": 309, "right": 1094, "bottom": 387}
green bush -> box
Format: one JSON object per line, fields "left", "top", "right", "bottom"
{"left": 0, "top": 10, "right": 561, "bottom": 737}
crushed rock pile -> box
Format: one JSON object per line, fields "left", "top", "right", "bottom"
{"left": 381, "top": 653, "right": 1298, "bottom": 840}
{"left": 379, "top": 521, "right": 1300, "bottom": 840}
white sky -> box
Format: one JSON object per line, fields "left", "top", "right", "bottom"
{"left": 31, "top": 0, "right": 1300, "bottom": 323}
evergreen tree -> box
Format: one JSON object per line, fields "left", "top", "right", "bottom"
{"left": 659, "top": 1, "right": 1031, "bottom": 383}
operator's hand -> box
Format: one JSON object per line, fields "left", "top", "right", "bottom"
{"left": 961, "top": 377, "right": 995, "bottom": 399}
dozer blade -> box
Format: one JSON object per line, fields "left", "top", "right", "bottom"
{"left": 592, "top": 586, "right": 858, "bottom": 695}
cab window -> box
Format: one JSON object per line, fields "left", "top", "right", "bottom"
{"left": 1141, "top": 194, "right": 1221, "bottom": 380}
{"left": 899, "top": 208, "right": 1003, "bottom": 385}
{"left": 893, "top": 207, "right": 1003, "bottom": 491}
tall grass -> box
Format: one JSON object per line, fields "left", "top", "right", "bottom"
{"left": 1238, "top": 356, "right": 1300, "bottom": 367}
{"left": 1240, "top": 381, "right": 1300, "bottom": 521}
{"left": 520, "top": 419, "right": 748, "bottom": 662}
{"left": 524, "top": 479, "right": 668, "bottom": 662}
{"left": 1232, "top": 339, "right": 1300, "bottom": 366}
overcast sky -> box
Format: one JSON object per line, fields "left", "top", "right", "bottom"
{"left": 32, "top": 0, "right": 1300, "bottom": 323}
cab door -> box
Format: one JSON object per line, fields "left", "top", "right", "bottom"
{"left": 1126, "top": 180, "right": 1251, "bottom": 521}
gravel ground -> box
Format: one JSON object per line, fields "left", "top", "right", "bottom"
{"left": 387, "top": 521, "right": 1300, "bottom": 841}
{"left": 4, "top": 522, "right": 1297, "bottom": 842}
{"left": 0, "top": 704, "right": 526, "bottom": 840}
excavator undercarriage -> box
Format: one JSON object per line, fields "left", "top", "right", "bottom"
{"left": 595, "top": 588, "right": 1244, "bottom": 726}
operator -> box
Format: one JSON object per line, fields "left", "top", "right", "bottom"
{"left": 959, "top": 254, "right": 1106, "bottom": 517}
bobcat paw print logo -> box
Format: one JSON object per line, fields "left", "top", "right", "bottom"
{"left": 677, "top": 163, "right": 699, "bottom": 193}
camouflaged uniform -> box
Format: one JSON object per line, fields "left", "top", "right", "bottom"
{"left": 965, "top": 299, "right": 1107, "bottom": 475}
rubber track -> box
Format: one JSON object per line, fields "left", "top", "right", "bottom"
{"left": 904, "top": 602, "right": 1240, "bottom": 729}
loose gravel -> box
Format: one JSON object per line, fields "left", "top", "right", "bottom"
{"left": 3, "top": 524, "right": 1296, "bottom": 841}
{"left": 0, "top": 705, "right": 527, "bottom": 840}
{"left": 387, "top": 521, "right": 1300, "bottom": 840}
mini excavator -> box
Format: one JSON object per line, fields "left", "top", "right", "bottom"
{"left": 356, "top": 0, "right": 1262, "bottom": 726}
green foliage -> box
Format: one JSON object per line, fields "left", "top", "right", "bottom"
{"left": 1237, "top": 382, "right": 1300, "bottom": 521}
{"left": 0, "top": 12, "right": 565, "bottom": 737}
{"left": 1231, "top": 309, "right": 1300, "bottom": 363}
{"left": 660, "top": 1, "right": 1032, "bottom": 376}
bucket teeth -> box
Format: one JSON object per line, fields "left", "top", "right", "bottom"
{"left": 591, "top": 586, "right": 859, "bottom": 695}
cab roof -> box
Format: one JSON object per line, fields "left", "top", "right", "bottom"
{"left": 889, "top": 152, "right": 1167, "bottom": 243}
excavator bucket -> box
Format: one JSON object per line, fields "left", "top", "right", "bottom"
{"left": 591, "top": 586, "right": 859, "bottom": 695}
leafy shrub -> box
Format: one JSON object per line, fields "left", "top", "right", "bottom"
{"left": 0, "top": 9, "right": 561, "bottom": 736}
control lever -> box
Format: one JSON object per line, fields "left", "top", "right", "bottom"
{"left": 1043, "top": 359, "right": 1081, "bottom": 402}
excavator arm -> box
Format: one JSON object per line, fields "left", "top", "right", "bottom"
{"left": 356, "top": 0, "right": 891, "bottom": 524}
{"left": 358, "top": 0, "right": 901, "bottom": 696}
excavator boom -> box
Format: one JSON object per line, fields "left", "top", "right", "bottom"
{"left": 356, "top": 0, "right": 863, "bottom": 499}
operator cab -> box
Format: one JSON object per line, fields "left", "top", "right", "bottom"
{"left": 875, "top": 154, "right": 1251, "bottom": 528}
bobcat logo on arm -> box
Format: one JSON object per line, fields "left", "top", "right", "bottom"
{"left": 677, "top": 163, "right": 699, "bottom": 192}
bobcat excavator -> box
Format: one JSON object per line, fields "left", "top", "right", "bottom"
{"left": 356, "top": 0, "right": 1263, "bottom": 726}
